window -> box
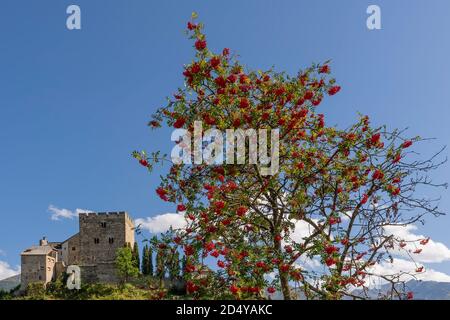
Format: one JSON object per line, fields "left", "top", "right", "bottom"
{"left": 100, "top": 222, "right": 107, "bottom": 228}
{"left": 94, "top": 238, "right": 100, "bottom": 244}
{"left": 108, "top": 237, "right": 114, "bottom": 244}
{"left": 72, "top": 247, "right": 76, "bottom": 251}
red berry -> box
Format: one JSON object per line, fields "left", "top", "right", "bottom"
{"left": 195, "top": 39, "right": 207, "bottom": 51}
{"left": 210, "top": 56, "right": 221, "bottom": 68}
{"left": 328, "top": 85, "right": 341, "bottom": 96}
{"left": 236, "top": 206, "right": 247, "bottom": 217}
{"left": 187, "top": 22, "right": 197, "bottom": 30}
{"left": 280, "top": 264, "right": 290, "bottom": 272}
{"left": 139, "top": 159, "right": 148, "bottom": 167}
{"left": 174, "top": 118, "right": 186, "bottom": 128}
{"left": 267, "top": 287, "right": 276, "bottom": 294}
{"left": 402, "top": 140, "right": 413, "bottom": 149}
{"left": 230, "top": 284, "right": 239, "bottom": 294}
{"left": 319, "top": 65, "right": 330, "bottom": 74}
{"left": 370, "top": 133, "right": 381, "bottom": 145}
{"left": 393, "top": 153, "right": 402, "bottom": 164}
{"left": 304, "top": 91, "right": 314, "bottom": 100}
{"left": 361, "top": 194, "right": 369, "bottom": 204}
{"left": 325, "top": 257, "right": 336, "bottom": 267}
{"left": 214, "top": 76, "right": 226, "bottom": 88}
{"left": 239, "top": 97, "right": 250, "bottom": 109}
{"left": 325, "top": 245, "right": 339, "bottom": 255}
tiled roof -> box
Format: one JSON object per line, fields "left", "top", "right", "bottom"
{"left": 21, "top": 245, "right": 55, "bottom": 256}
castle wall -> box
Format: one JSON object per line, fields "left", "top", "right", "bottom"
{"left": 78, "top": 212, "right": 135, "bottom": 283}
{"left": 21, "top": 254, "right": 56, "bottom": 289}
{"left": 80, "top": 263, "right": 119, "bottom": 284}
{"left": 61, "top": 233, "right": 80, "bottom": 266}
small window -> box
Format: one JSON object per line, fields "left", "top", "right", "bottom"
{"left": 72, "top": 247, "right": 76, "bottom": 251}
{"left": 109, "top": 237, "right": 114, "bottom": 244}
{"left": 100, "top": 222, "right": 107, "bottom": 228}
{"left": 94, "top": 238, "right": 100, "bottom": 244}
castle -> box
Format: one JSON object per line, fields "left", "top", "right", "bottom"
{"left": 20, "top": 211, "right": 135, "bottom": 289}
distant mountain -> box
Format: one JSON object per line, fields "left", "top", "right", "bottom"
{"left": 272, "top": 280, "right": 450, "bottom": 300}
{"left": 402, "top": 280, "right": 450, "bottom": 300}
{"left": 349, "top": 280, "right": 450, "bottom": 300}
{"left": 0, "top": 274, "right": 20, "bottom": 292}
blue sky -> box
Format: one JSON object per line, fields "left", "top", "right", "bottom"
{"left": 1, "top": 0, "right": 450, "bottom": 280}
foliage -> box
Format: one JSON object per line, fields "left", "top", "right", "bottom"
{"left": 15, "top": 282, "right": 168, "bottom": 300}
{"left": 134, "top": 14, "right": 447, "bottom": 300}
{"left": 142, "top": 244, "right": 155, "bottom": 277}
{"left": 148, "top": 246, "right": 154, "bottom": 276}
{"left": 155, "top": 248, "right": 166, "bottom": 280}
{"left": 24, "top": 282, "right": 47, "bottom": 300}
{"left": 169, "top": 250, "right": 181, "bottom": 280}
{"left": 142, "top": 245, "right": 149, "bottom": 275}
{"left": 132, "top": 241, "right": 141, "bottom": 271}
{"left": 116, "top": 246, "right": 140, "bottom": 283}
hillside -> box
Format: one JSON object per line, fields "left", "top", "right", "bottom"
{"left": 0, "top": 274, "right": 20, "bottom": 292}
{"left": 2, "top": 275, "right": 450, "bottom": 299}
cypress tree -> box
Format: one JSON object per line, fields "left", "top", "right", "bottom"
{"left": 181, "top": 255, "right": 187, "bottom": 277}
{"left": 142, "top": 245, "right": 149, "bottom": 275}
{"left": 132, "top": 242, "right": 140, "bottom": 271}
{"left": 156, "top": 249, "right": 165, "bottom": 280}
{"left": 169, "top": 250, "right": 181, "bottom": 280}
{"left": 148, "top": 246, "right": 154, "bottom": 277}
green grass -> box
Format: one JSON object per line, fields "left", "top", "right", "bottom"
{"left": 11, "top": 276, "right": 185, "bottom": 300}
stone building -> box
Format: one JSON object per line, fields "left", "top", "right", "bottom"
{"left": 20, "top": 211, "right": 135, "bottom": 289}
{"left": 20, "top": 238, "right": 58, "bottom": 288}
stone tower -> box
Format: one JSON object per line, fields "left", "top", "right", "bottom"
{"left": 20, "top": 238, "right": 58, "bottom": 289}
{"left": 78, "top": 211, "right": 135, "bottom": 283}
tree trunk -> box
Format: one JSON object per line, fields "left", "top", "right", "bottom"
{"left": 279, "top": 267, "right": 292, "bottom": 300}
{"left": 274, "top": 236, "right": 292, "bottom": 300}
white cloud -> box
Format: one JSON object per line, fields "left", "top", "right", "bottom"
{"left": 384, "top": 225, "right": 450, "bottom": 263}
{"left": 295, "top": 256, "right": 322, "bottom": 270}
{"left": 366, "top": 257, "right": 450, "bottom": 286}
{"left": 289, "top": 221, "right": 450, "bottom": 285}
{"left": 135, "top": 213, "right": 187, "bottom": 234}
{"left": 0, "top": 261, "right": 20, "bottom": 281}
{"left": 48, "top": 205, "right": 93, "bottom": 221}
{"left": 290, "top": 220, "right": 317, "bottom": 244}
{"left": 290, "top": 219, "right": 335, "bottom": 244}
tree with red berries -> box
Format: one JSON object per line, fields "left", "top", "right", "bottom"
{"left": 134, "top": 14, "right": 446, "bottom": 300}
